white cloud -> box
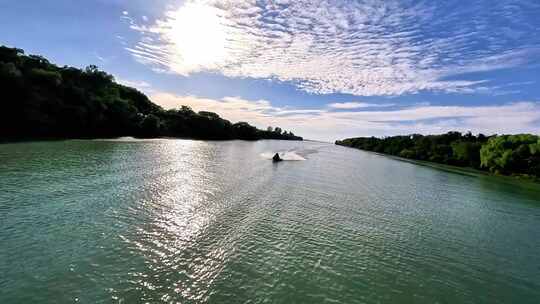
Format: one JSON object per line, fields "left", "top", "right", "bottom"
{"left": 127, "top": 0, "right": 540, "bottom": 96}
{"left": 328, "top": 102, "right": 395, "bottom": 109}
{"left": 116, "top": 78, "right": 153, "bottom": 93}
{"left": 150, "top": 92, "right": 540, "bottom": 141}
{"left": 93, "top": 52, "right": 106, "bottom": 63}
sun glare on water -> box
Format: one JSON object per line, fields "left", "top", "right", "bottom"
{"left": 166, "top": 2, "right": 228, "bottom": 73}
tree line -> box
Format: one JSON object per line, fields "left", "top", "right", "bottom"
{"left": 0, "top": 45, "right": 302, "bottom": 141}
{"left": 336, "top": 132, "right": 540, "bottom": 178}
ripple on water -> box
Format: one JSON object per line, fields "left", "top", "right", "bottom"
{"left": 1, "top": 140, "right": 540, "bottom": 303}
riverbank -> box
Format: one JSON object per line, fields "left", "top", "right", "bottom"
{"left": 0, "top": 45, "right": 302, "bottom": 142}
{"left": 338, "top": 143, "right": 540, "bottom": 186}
{"left": 388, "top": 152, "right": 540, "bottom": 186}
{"left": 336, "top": 132, "right": 540, "bottom": 181}
{"left": 0, "top": 135, "right": 303, "bottom": 145}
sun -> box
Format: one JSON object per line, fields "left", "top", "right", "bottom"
{"left": 165, "top": 2, "right": 229, "bottom": 74}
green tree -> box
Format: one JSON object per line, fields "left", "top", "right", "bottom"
{"left": 0, "top": 44, "right": 303, "bottom": 142}
{"left": 140, "top": 114, "right": 161, "bottom": 137}
{"left": 451, "top": 141, "right": 482, "bottom": 167}
{"left": 480, "top": 135, "right": 539, "bottom": 175}
{"left": 336, "top": 132, "right": 539, "bottom": 178}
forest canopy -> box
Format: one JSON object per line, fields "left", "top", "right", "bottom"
{"left": 0, "top": 45, "right": 302, "bottom": 141}
{"left": 336, "top": 132, "right": 540, "bottom": 178}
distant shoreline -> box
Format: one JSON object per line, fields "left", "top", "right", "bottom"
{"left": 337, "top": 143, "right": 540, "bottom": 185}
{"left": 0, "top": 136, "right": 303, "bottom": 144}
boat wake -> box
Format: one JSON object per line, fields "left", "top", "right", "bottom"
{"left": 261, "top": 151, "right": 306, "bottom": 161}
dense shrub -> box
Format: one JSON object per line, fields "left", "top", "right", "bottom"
{"left": 337, "top": 132, "right": 539, "bottom": 178}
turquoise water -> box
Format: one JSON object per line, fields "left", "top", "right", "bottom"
{"left": 1, "top": 139, "right": 540, "bottom": 303}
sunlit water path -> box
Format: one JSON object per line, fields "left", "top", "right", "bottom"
{"left": 1, "top": 139, "right": 539, "bottom": 303}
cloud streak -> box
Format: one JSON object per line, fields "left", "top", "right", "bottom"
{"left": 127, "top": 0, "right": 540, "bottom": 96}
{"left": 328, "top": 102, "right": 395, "bottom": 109}
{"left": 150, "top": 92, "right": 540, "bottom": 141}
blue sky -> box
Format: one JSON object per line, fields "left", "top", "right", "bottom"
{"left": 2, "top": 0, "right": 540, "bottom": 141}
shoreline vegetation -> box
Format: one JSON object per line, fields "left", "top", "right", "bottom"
{"left": 336, "top": 132, "right": 540, "bottom": 180}
{"left": 0, "top": 45, "right": 302, "bottom": 142}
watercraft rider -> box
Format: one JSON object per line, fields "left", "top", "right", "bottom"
{"left": 272, "top": 153, "right": 283, "bottom": 162}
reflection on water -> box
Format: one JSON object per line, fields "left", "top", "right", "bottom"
{"left": 1, "top": 139, "right": 540, "bottom": 303}
{"left": 118, "top": 140, "right": 224, "bottom": 302}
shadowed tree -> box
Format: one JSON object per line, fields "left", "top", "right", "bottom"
{"left": 0, "top": 45, "right": 303, "bottom": 142}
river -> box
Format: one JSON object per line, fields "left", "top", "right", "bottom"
{"left": 1, "top": 139, "right": 539, "bottom": 303}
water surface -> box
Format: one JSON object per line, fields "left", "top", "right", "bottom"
{"left": 1, "top": 139, "right": 539, "bottom": 303}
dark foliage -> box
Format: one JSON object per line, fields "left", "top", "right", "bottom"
{"left": 336, "top": 132, "right": 540, "bottom": 178}
{"left": 0, "top": 46, "right": 302, "bottom": 141}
